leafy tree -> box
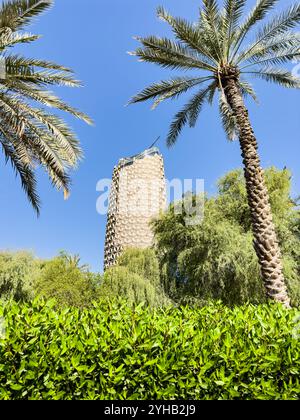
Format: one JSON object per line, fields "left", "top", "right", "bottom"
{"left": 153, "top": 168, "right": 300, "bottom": 307}
{"left": 117, "top": 248, "right": 160, "bottom": 287}
{"left": 0, "top": 251, "right": 40, "bottom": 301}
{"left": 35, "top": 253, "right": 100, "bottom": 308}
{"left": 100, "top": 248, "right": 170, "bottom": 307}
{"left": 129, "top": 0, "right": 300, "bottom": 307}
{"left": 0, "top": 0, "right": 92, "bottom": 213}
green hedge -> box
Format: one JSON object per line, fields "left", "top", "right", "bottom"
{"left": 0, "top": 300, "right": 299, "bottom": 400}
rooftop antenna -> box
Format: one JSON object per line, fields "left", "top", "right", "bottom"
{"left": 149, "top": 136, "right": 161, "bottom": 150}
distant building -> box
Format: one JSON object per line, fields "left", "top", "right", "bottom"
{"left": 104, "top": 147, "right": 166, "bottom": 270}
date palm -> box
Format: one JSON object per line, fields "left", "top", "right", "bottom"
{"left": 129, "top": 0, "right": 300, "bottom": 307}
{"left": 0, "top": 0, "right": 92, "bottom": 213}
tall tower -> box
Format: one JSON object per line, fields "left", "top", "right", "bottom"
{"left": 104, "top": 147, "right": 166, "bottom": 270}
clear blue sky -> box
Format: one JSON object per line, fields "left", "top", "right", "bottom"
{"left": 0, "top": 0, "right": 299, "bottom": 272}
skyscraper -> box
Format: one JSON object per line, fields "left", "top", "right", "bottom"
{"left": 104, "top": 147, "right": 166, "bottom": 270}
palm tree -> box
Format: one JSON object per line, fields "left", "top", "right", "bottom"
{"left": 59, "top": 251, "right": 89, "bottom": 272}
{"left": 0, "top": 0, "right": 92, "bottom": 213}
{"left": 129, "top": 0, "right": 300, "bottom": 307}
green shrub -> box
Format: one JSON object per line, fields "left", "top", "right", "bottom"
{"left": 0, "top": 251, "right": 40, "bottom": 302}
{"left": 0, "top": 300, "right": 299, "bottom": 400}
{"left": 35, "top": 253, "right": 100, "bottom": 308}
{"left": 100, "top": 267, "right": 169, "bottom": 307}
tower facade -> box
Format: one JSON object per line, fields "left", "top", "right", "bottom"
{"left": 104, "top": 147, "right": 166, "bottom": 270}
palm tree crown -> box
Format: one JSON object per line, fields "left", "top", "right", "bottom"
{"left": 129, "top": 0, "right": 300, "bottom": 144}
{"left": 0, "top": 0, "right": 92, "bottom": 213}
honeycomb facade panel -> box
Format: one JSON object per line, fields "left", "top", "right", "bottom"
{"left": 104, "top": 148, "right": 166, "bottom": 270}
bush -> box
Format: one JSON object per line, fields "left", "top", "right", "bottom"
{"left": 35, "top": 253, "right": 100, "bottom": 308}
{"left": 0, "top": 251, "right": 40, "bottom": 302}
{"left": 0, "top": 300, "right": 299, "bottom": 400}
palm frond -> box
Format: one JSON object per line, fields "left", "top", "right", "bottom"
{"left": 236, "top": 3, "right": 300, "bottom": 64}
{"left": 224, "top": 0, "right": 246, "bottom": 32}
{"left": 200, "top": 0, "right": 224, "bottom": 61}
{"left": 130, "top": 36, "right": 215, "bottom": 72}
{"left": 257, "top": 3, "right": 300, "bottom": 40}
{"left": 243, "top": 46, "right": 300, "bottom": 68}
{"left": 0, "top": 103, "right": 72, "bottom": 199}
{"left": 246, "top": 67, "right": 300, "bottom": 88}
{"left": 0, "top": 32, "right": 40, "bottom": 50}
{"left": 230, "top": 0, "right": 279, "bottom": 61}
{"left": 21, "top": 133, "right": 71, "bottom": 199}
{"left": 167, "top": 86, "right": 211, "bottom": 147}
{"left": 29, "top": 111, "right": 83, "bottom": 164}
{"left": 0, "top": 101, "right": 64, "bottom": 173}
{"left": 223, "top": 0, "right": 246, "bottom": 59}
{"left": 207, "top": 80, "right": 218, "bottom": 104}
{"left": 0, "top": 92, "right": 82, "bottom": 165}
{"left": 128, "top": 76, "right": 212, "bottom": 108}
{"left": 3, "top": 55, "right": 79, "bottom": 88}
{"left": 0, "top": 0, "right": 53, "bottom": 31}
{"left": 238, "top": 79, "right": 259, "bottom": 102}
{"left": 5, "top": 63, "right": 81, "bottom": 88}
{"left": 241, "top": 32, "right": 300, "bottom": 69}
{"left": 3, "top": 55, "right": 74, "bottom": 72}
{"left": 0, "top": 127, "right": 40, "bottom": 213}
{"left": 157, "top": 6, "right": 218, "bottom": 65}
{"left": 189, "top": 82, "right": 217, "bottom": 126}
{"left": 219, "top": 93, "right": 238, "bottom": 141}
{"left": 239, "top": 32, "right": 300, "bottom": 63}
{"left": 2, "top": 80, "right": 93, "bottom": 124}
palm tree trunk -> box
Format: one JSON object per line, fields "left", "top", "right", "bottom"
{"left": 223, "top": 76, "right": 290, "bottom": 308}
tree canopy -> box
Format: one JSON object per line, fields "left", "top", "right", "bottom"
{"left": 100, "top": 249, "right": 170, "bottom": 307}
{"left": 129, "top": 0, "right": 300, "bottom": 145}
{"left": 153, "top": 168, "right": 300, "bottom": 306}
